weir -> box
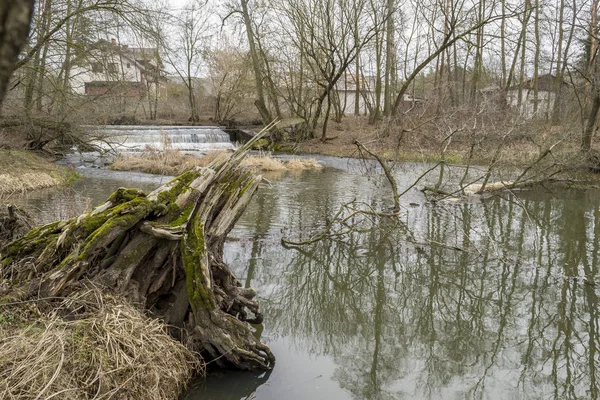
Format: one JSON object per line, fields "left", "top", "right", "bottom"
{"left": 86, "top": 125, "right": 235, "bottom": 153}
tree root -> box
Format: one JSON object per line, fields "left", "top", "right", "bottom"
{"left": 0, "top": 122, "right": 279, "bottom": 371}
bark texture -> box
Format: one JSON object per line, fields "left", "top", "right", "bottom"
{"left": 0, "top": 0, "right": 35, "bottom": 107}
{"left": 0, "top": 131, "right": 276, "bottom": 370}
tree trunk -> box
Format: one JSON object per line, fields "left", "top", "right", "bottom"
{"left": 583, "top": 0, "right": 599, "bottom": 150}
{"left": 354, "top": 50, "right": 360, "bottom": 115}
{"left": 533, "top": 0, "right": 540, "bottom": 115}
{"left": 0, "top": 0, "right": 35, "bottom": 109}
{"left": 500, "top": 0, "right": 507, "bottom": 88}
{"left": 551, "top": 0, "right": 565, "bottom": 123}
{"left": 371, "top": 30, "right": 383, "bottom": 123}
{"left": 516, "top": 0, "right": 531, "bottom": 112}
{"left": 0, "top": 128, "right": 277, "bottom": 370}
{"left": 321, "top": 92, "right": 332, "bottom": 141}
{"left": 383, "top": 0, "right": 394, "bottom": 117}
{"left": 240, "top": 0, "right": 272, "bottom": 125}
{"left": 187, "top": 75, "right": 199, "bottom": 123}
{"left": 582, "top": 94, "right": 600, "bottom": 152}
{"left": 470, "top": 0, "right": 484, "bottom": 104}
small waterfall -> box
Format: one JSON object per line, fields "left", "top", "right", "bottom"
{"left": 86, "top": 125, "right": 235, "bottom": 153}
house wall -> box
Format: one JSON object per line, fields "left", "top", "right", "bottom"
{"left": 334, "top": 90, "right": 369, "bottom": 115}
{"left": 70, "top": 49, "right": 145, "bottom": 95}
{"left": 507, "top": 89, "right": 556, "bottom": 119}
{"left": 333, "top": 91, "right": 424, "bottom": 116}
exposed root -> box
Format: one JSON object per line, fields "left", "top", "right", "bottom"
{"left": 0, "top": 122, "right": 279, "bottom": 372}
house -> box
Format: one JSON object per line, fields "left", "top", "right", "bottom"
{"left": 333, "top": 73, "right": 376, "bottom": 115}
{"left": 70, "top": 39, "right": 165, "bottom": 97}
{"left": 332, "top": 74, "right": 426, "bottom": 115}
{"left": 506, "top": 74, "right": 569, "bottom": 119}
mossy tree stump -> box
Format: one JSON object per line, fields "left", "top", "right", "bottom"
{"left": 0, "top": 127, "right": 277, "bottom": 370}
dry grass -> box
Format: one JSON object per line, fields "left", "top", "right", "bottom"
{"left": 111, "top": 149, "right": 323, "bottom": 175}
{"left": 0, "top": 288, "right": 199, "bottom": 400}
{"left": 242, "top": 154, "right": 286, "bottom": 171}
{"left": 284, "top": 158, "right": 324, "bottom": 170}
{"left": 0, "top": 172, "right": 60, "bottom": 193}
{"left": 111, "top": 150, "right": 230, "bottom": 176}
{"left": 0, "top": 150, "right": 78, "bottom": 196}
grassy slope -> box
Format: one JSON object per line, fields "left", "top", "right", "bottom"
{"left": 0, "top": 150, "right": 78, "bottom": 196}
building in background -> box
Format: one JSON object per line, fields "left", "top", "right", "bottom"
{"left": 506, "top": 74, "right": 569, "bottom": 119}
{"left": 71, "top": 38, "right": 165, "bottom": 97}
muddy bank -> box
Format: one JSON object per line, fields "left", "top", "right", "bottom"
{"left": 271, "top": 117, "right": 590, "bottom": 173}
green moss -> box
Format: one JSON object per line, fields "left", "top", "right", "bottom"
{"left": 155, "top": 169, "right": 200, "bottom": 220}
{"left": 108, "top": 187, "right": 146, "bottom": 204}
{"left": 157, "top": 188, "right": 177, "bottom": 205}
{"left": 252, "top": 139, "right": 269, "bottom": 150}
{"left": 169, "top": 204, "right": 195, "bottom": 227}
{"left": 0, "top": 220, "right": 63, "bottom": 258}
{"left": 77, "top": 197, "right": 155, "bottom": 260}
{"left": 270, "top": 143, "right": 294, "bottom": 152}
{"left": 182, "top": 219, "right": 214, "bottom": 314}
{"left": 80, "top": 213, "right": 109, "bottom": 236}
{"left": 218, "top": 170, "right": 256, "bottom": 207}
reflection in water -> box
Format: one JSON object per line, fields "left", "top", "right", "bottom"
{"left": 10, "top": 176, "right": 159, "bottom": 224}
{"left": 182, "top": 370, "right": 272, "bottom": 400}
{"left": 222, "top": 173, "right": 600, "bottom": 399}
{"left": 10, "top": 166, "right": 600, "bottom": 399}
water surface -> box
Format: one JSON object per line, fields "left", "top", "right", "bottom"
{"left": 10, "top": 160, "right": 600, "bottom": 400}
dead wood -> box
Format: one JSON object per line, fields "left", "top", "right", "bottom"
{"left": 0, "top": 122, "right": 279, "bottom": 370}
{"left": 0, "top": 204, "right": 33, "bottom": 244}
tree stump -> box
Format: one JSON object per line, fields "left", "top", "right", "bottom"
{"left": 0, "top": 126, "right": 277, "bottom": 370}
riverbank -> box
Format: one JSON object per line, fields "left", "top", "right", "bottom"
{"left": 284, "top": 116, "right": 589, "bottom": 171}
{"left": 5, "top": 146, "right": 600, "bottom": 399}
{"left": 0, "top": 150, "right": 79, "bottom": 197}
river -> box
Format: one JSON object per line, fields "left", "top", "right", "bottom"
{"left": 9, "top": 156, "right": 600, "bottom": 400}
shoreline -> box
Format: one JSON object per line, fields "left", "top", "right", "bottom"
{"left": 0, "top": 150, "right": 79, "bottom": 197}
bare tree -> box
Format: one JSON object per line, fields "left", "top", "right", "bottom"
{"left": 164, "top": 0, "right": 212, "bottom": 123}
{"left": 239, "top": 0, "right": 273, "bottom": 125}
{"left": 391, "top": 0, "right": 508, "bottom": 116}
{"left": 275, "top": 0, "right": 382, "bottom": 139}
{"left": 205, "top": 41, "right": 255, "bottom": 123}
{"left": 581, "top": 0, "right": 600, "bottom": 152}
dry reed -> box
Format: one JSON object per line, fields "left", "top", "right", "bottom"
{"left": 285, "top": 158, "right": 323, "bottom": 170}
{"left": 0, "top": 172, "right": 60, "bottom": 194}
{"left": 0, "top": 287, "right": 199, "bottom": 400}
{"left": 111, "top": 149, "right": 323, "bottom": 175}
{"left": 0, "top": 150, "right": 78, "bottom": 195}
{"left": 241, "top": 154, "right": 286, "bottom": 171}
